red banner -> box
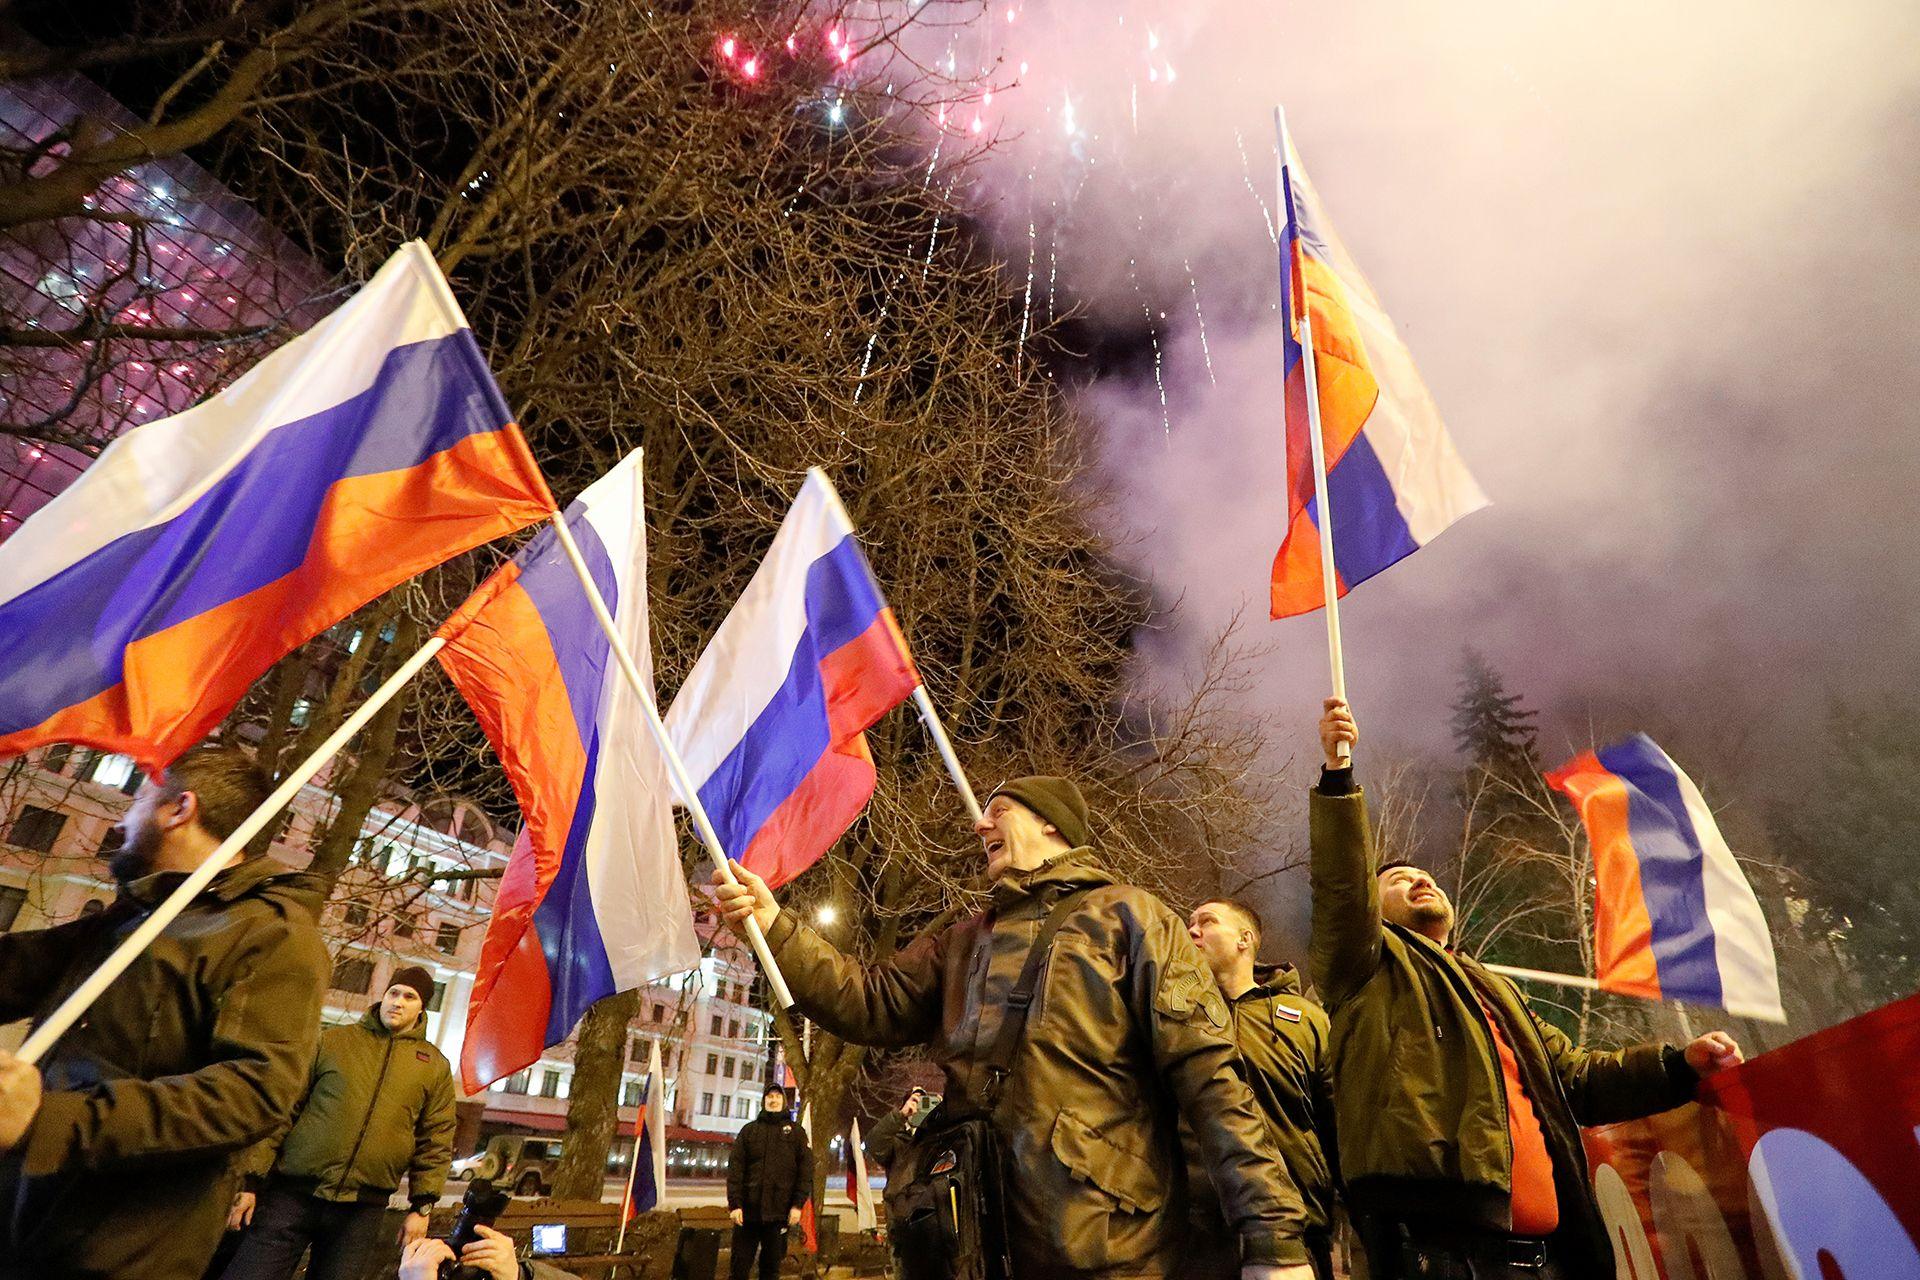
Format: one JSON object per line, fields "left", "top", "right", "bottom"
{"left": 1583, "top": 993, "right": 1920, "bottom": 1279}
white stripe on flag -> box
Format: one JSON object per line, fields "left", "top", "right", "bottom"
{"left": 0, "top": 243, "right": 463, "bottom": 609}
{"left": 848, "top": 1117, "right": 877, "bottom": 1231}
{"left": 647, "top": 1039, "right": 668, "bottom": 1203}
{"left": 1668, "top": 757, "right": 1785, "bottom": 1022}
{"left": 578, "top": 452, "right": 701, "bottom": 990}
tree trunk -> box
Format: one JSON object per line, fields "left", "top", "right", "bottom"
{"left": 553, "top": 988, "right": 640, "bottom": 1201}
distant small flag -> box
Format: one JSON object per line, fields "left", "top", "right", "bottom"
{"left": 625, "top": 1040, "right": 668, "bottom": 1218}
{"left": 440, "top": 451, "right": 700, "bottom": 1091}
{"left": 0, "top": 241, "right": 552, "bottom": 768}
{"left": 1547, "top": 734, "right": 1784, "bottom": 1021}
{"left": 786, "top": 1063, "right": 818, "bottom": 1252}
{"left": 1270, "top": 120, "right": 1488, "bottom": 619}
{"left": 666, "top": 469, "right": 919, "bottom": 887}
{"left": 847, "top": 1117, "right": 878, "bottom": 1232}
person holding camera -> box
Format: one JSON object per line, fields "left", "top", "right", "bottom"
{"left": 220, "top": 966, "right": 458, "bottom": 1280}
{"left": 861, "top": 1087, "right": 935, "bottom": 1173}
{"left": 397, "top": 1224, "right": 523, "bottom": 1280}
{"left": 713, "top": 775, "right": 1317, "bottom": 1279}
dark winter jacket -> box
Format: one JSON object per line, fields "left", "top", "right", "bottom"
{"left": 726, "top": 1109, "right": 814, "bottom": 1223}
{"left": 240, "top": 1006, "right": 458, "bottom": 1209}
{"left": 0, "top": 858, "right": 328, "bottom": 1280}
{"left": 1186, "top": 964, "right": 1339, "bottom": 1244}
{"left": 862, "top": 1108, "right": 910, "bottom": 1170}
{"left": 1308, "top": 778, "right": 1699, "bottom": 1277}
{"left": 765, "top": 847, "right": 1311, "bottom": 1277}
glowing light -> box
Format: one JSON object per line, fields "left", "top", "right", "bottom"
{"left": 838, "top": 44, "right": 851, "bottom": 64}
{"left": 1062, "top": 93, "right": 1077, "bottom": 136}
{"left": 828, "top": 101, "right": 845, "bottom": 124}
{"left": 1006, "top": 6, "right": 1015, "bottom": 20}
{"left": 785, "top": 35, "right": 796, "bottom": 52}
{"left": 720, "top": 35, "right": 737, "bottom": 57}
{"left": 983, "top": 91, "right": 993, "bottom": 106}
{"left": 1148, "top": 30, "right": 1160, "bottom": 50}
{"left": 971, "top": 116, "right": 983, "bottom": 133}
{"left": 1148, "top": 66, "right": 1157, "bottom": 83}
{"left": 817, "top": 905, "right": 838, "bottom": 925}
{"left": 1165, "top": 64, "right": 1177, "bottom": 84}
{"left": 742, "top": 56, "right": 759, "bottom": 77}
{"left": 828, "top": 27, "right": 842, "bottom": 46}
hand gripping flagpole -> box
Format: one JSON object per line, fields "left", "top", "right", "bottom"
{"left": 544, "top": 510, "right": 797, "bottom": 1011}
{"left": 1276, "top": 107, "right": 1352, "bottom": 766}
{"left": 16, "top": 637, "right": 448, "bottom": 1065}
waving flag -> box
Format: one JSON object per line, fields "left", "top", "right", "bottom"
{"left": 1270, "top": 124, "right": 1488, "bottom": 619}
{"left": 625, "top": 1040, "right": 668, "bottom": 1218}
{"left": 1547, "top": 734, "right": 1784, "bottom": 1021}
{"left": 847, "top": 1117, "right": 878, "bottom": 1232}
{"left": 0, "top": 241, "right": 552, "bottom": 768}
{"left": 439, "top": 451, "right": 699, "bottom": 1090}
{"left": 665, "top": 469, "right": 919, "bottom": 888}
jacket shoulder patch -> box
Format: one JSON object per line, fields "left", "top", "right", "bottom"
{"left": 1273, "top": 1005, "right": 1303, "bottom": 1024}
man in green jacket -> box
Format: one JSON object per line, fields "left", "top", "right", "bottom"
{"left": 220, "top": 964, "right": 458, "bottom": 1280}
{"left": 0, "top": 744, "right": 329, "bottom": 1280}
{"left": 714, "top": 775, "right": 1318, "bottom": 1280}
{"left": 1308, "top": 699, "right": 1744, "bottom": 1280}
{"left": 1184, "top": 899, "right": 1338, "bottom": 1280}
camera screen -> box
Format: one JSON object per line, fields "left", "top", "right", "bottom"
{"left": 531, "top": 1224, "right": 566, "bottom": 1255}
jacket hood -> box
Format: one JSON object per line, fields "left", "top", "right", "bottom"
{"left": 988, "top": 846, "right": 1115, "bottom": 909}
{"left": 1251, "top": 963, "right": 1303, "bottom": 998}
{"left": 358, "top": 1005, "right": 430, "bottom": 1041}
{"left": 121, "top": 855, "right": 324, "bottom": 912}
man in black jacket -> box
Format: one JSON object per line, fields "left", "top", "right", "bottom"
{"left": 726, "top": 1086, "right": 813, "bottom": 1280}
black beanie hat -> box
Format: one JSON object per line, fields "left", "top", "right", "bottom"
{"left": 991, "top": 776, "right": 1093, "bottom": 850}
{"left": 388, "top": 964, "right": 436, "bottom": 1004}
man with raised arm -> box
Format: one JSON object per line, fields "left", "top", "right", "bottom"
{"left": 712, "top": 775, "right": 1316, "bottom": 1280}
{"left": 1308, "top": 699, "right": 1744, "bottom": 1280}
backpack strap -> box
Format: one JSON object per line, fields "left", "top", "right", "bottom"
{"left": 982, "top": 888, "right": 1095, "bottom": 1103}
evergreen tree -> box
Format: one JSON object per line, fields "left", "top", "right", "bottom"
{"left": 1450, "top": 647, "right": 1540, "bottom": 777}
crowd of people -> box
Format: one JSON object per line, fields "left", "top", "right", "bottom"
{"left": 0, "top": 701, "right": 1742, "bottom": 1279}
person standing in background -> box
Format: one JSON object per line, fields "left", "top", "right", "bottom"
{"left": 726, "top": 1085, "right": 813, "bottom": 1280}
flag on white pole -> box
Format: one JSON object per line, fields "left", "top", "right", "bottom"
{"left": 848, "top": 1117, "right": 878, "bottom": 1231}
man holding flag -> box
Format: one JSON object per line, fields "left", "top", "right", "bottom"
{"left": 1307, "top": 699, "right": 1742, "bottom": 1280}
{"left": 714, "top": 776, "right": 1318, "bottom": 1279}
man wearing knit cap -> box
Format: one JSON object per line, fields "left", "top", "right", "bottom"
{"left": 221, "top": 964, "right": 458, "bottom": 1280}
{"left": 715, "top": 774, "right": 1317, "bottom": 1280}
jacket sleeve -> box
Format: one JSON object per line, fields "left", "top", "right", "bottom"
{"left": 237, "top": 1038, "right": 322, "bottom": 1189}
{"left": 1305, "top": 1005, "right": 1341, "bottom": 1191}
{"left": 763, "top": 912, "right": 945, "bottom": 1048}
{"left": 792, "top": 1130, "right": 814, "bottom": 1210}
{"left": 1308, "top": 783, "right": 1383, "bottom": 1009}
{"left": 1136, "top": 906, "right": 1310, "bottom": 1268}
{"left": 726, "top": 1131, "right": 747, "bottom": 1211}
{"left": 16, "top": 909, "right": 328, "bottom": 1178}
{"left": 863, "top": 1109, "right": 908, "bottom": 1168}
{"left": 1526, "top": 1002, "right": 1698, "bottom": 1126}
{"left": 0, "top": 919, "right": 97, "bottom": 1023}
{"left": 408, "top": 1056, "right": 460, "bottom": 1206}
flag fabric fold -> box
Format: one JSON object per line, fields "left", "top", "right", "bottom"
{"left": 1270, "top": 127, "right": 1488, "bottom": 619}
{"left": 665, "top": 469, "right": 919, "bottom": 888}
{"left": 847, "top": 1117, "right": 878, "bottom": 1232}
{"left": 439, "top": 450, "right": 699, "bottom": 1091}
{"left": 1546, "top": 733, "right": 1785, "bottom": 1021}
{"left": 0, "top": 241, "right": 553, "bottom": 768}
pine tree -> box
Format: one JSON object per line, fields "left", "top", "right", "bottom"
{"left": 1450, "top": 647, "right": 1540, "bottom": 777}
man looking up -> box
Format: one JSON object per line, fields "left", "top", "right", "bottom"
{"left": 725, "top": 1085, "right": 812, "bottom": 1280}
{"left": 714, "top": 775, "right": 1317, "bottom": 1279}
{"left": 0, "top": 744, "right": 329, "bottom": 1280}
{"left": 1185, "top": 899, "right": 1338, "bottom": 1280}
{"left": 221, "top": 965, "right": 458, "bottom": 1280}
{"left": 1309, "top": 699, "right": 1745, "bottom": 1279}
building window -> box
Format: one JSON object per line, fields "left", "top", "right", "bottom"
{"left": 329, "top": 956, "right": 374, "bottom": 994}
{"left": 723, "top": 1058, "right": 735, "bottom": 1079}
{"left": 540, "top": 1069, "right": 562, "bottom": 1098}
{"left": 503, "top": 1070, "right": 530, "bottom": 1095}
{"left": 727, "top": 1019, "right": 739, "bottom": 1039}
{"left": 89, "top": 753, "right": 137, "bottom": 792}
{"left": 719, "top": 1096, "right": 731, "bottom": 1118}
{"left": 394, "top": 913, "right": 415, "bottom": 939}
{"left": 436, "top": 922, "right": 461, "bottom": 954}
{"left": 344, "top": 901, "right": 370, "bottom": 927}
{"left": 700, "top": 1092, "right": 713, "bottom": 1115}
{"left": 705, "top": 1053, "right": 718, "bottom": 1073}
{"left": 426, "top": 981, "right": 445, "bottom": 1013}
{"left": 8, "top": 805, "right": 66, "bottom": 853}
{"left": 623, "top": 1081, "right": 642, "bottom": 1106}
{"left": 651, "top": 1002, "right": 665, "bottom": 1022}
{"left": 0, "top": 885, "right": 24, "bottom": 931}
{"left": 40, "top": 744, "right": 71, "bottom": 775}
{"left": 710, "top": 1014, "right": 723, "bottom": 1035}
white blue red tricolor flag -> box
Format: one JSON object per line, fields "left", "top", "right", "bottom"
{"left": 1547, "top": 734, "right": 1784, "bottom": 1021}
{"left": 1270, "top": 123, "right": 1488, "bottom": 618}
{"left": 665, "top": 469, "right": 919, "bottom": 888}
{"left": 0, "top": 241, "right": 552, "bottom": 768}
{"left": 439, "top": 451, "right": 700, "bottom": 1091}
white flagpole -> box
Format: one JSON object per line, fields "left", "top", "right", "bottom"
{"left": 616, "top": 1095, "right": 644, "bottom": 1251}
{"left": 1275, "top": 107, "right": 1351, "bottom": 766}
{"left": 1484, "top": 961, "right": 1603, "bottom": 993}
{"left": 544, "top": 510, "right": 797, "bottom": 1010}
{"left": 17, "top": 636, "right": 447, "bottom": 1065}
{"left": 810, "top": 467, "right": 983, "bottom": 823}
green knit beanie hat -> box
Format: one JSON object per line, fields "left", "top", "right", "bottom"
{"left": 991, "top": 775, "right": 1093, "bottom": 849}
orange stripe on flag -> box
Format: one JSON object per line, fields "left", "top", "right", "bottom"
{"left": 1550, "top": 760, "right": 1662, "bottom": 1000}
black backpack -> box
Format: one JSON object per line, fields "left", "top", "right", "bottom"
{"left": 881, "top": 890, "right": 1092, "bottom": 1280}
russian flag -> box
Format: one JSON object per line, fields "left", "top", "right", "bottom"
{"left": 665, "top": 469, "right": 919, "bottom": 889}
{"left": 438, "top": 451, "right": 700, "bottom": 1091}
{"left": 1546, "top": 734, "right": 1785, "bottom": 1021}
{"left": 624, "top": 1041, "right": 667, "bottom": 1219}
{"left": 0, "top": 241, "right": 553, "bottom": 769}
{"left": 1269, "top": 123, "right": 1489, "bottom": 619}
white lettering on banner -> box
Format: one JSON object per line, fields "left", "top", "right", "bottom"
{"left": 1648, "top": 1152, "right": 1746, "bottom": 1280}
{"left": 1594, "top": 1162, "right": 1660, "bottom": 1280}
{"left": 1748, "top": 1128, "right": 1920, "bottom": 1279}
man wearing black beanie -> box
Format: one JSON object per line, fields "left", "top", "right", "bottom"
{"left": 221, "top": 965, "right": 458, "bottom": 1280}
{"left": 715, "top": 774, "right": 1315, "bottom": 1280}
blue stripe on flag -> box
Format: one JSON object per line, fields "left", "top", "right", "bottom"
{"left": 1306, "top": 432, "right": 1419, "bottom": 586}
{"left": 0, "top": 331, "right": 513, "bottom": 736}
{"left": 695, "top": 535, "right": 887, "bottom": 856}
{"left": 1596, "top": 736, "right": 1724, "bottom": 1007}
